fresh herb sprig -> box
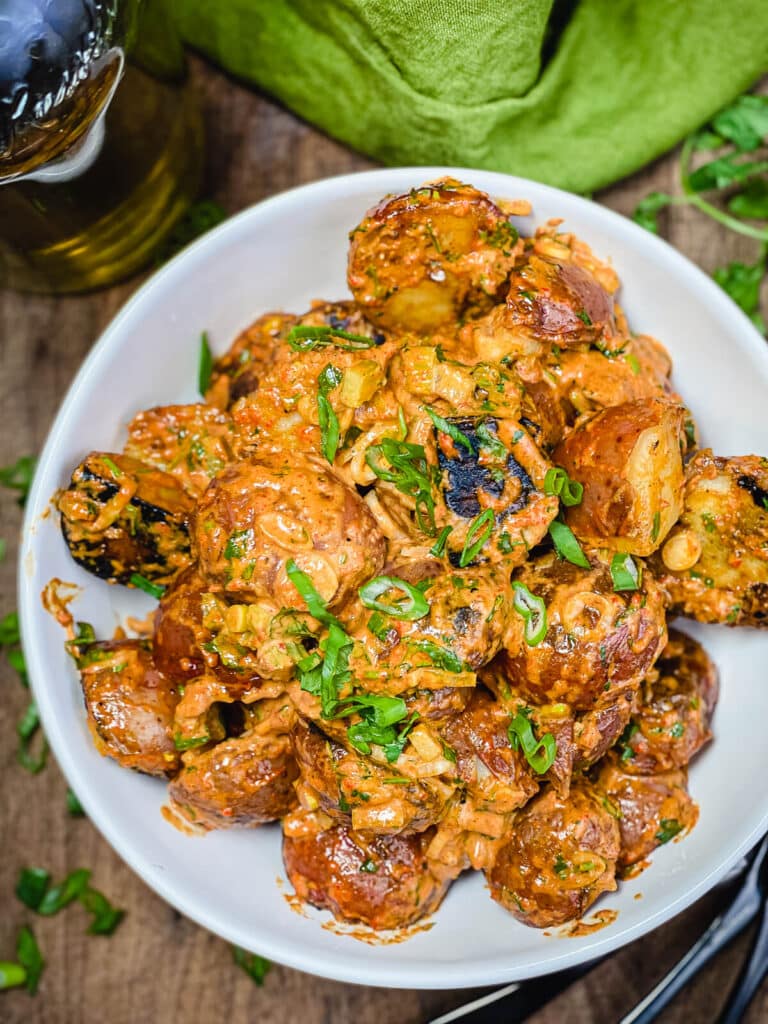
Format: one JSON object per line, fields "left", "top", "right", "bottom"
{"left": 632, "top": 91, "right": 768, "bottom": 332}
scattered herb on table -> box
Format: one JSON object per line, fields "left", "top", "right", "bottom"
{"left": 0, "top": 455, "right": 37, "bottom": 506}
{"left": 232, "top": 946, "right": 272, "bottom": 985}
{"left": 156, "top": 200, "right": 227, "bottom": 265}
{"left": 632, "top": 90, "right": 768, "bottom": 332}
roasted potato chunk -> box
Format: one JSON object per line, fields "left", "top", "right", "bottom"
{"left": 469, "top": 252, "right": 618, "bottom": 364}
{"left": 292, "top": 719, "right": 453, "bottom": 836}
{"left": 124, "top": 404, "right": 235, "bottom": 498}
{"left": 169, "top": 700, "right": 297, "bottom": 829}
{"left": 282, "top": 820, "right": 450, "bottom": 929}
{"left": 553, "top": 398, "right": 686, "bottom": 555}
{"left": 595, "top": 754, "right": 698, "bottom": 872}
{"left": 348, "top": 179, "right": 521, "bottom": 332}
{"left": 486, "top": 781, "right": 620, "bottom": 927}
{"left": 650, "top": 451, "right": 768, "bottom": 626}
{"left": 500, "top": 550, "right": 667, "bottom": 711}
{"left": 193, "top": 453, "right": 386, "bottom": 608}
{"left": 206, "top": 311, "right": 297, "bottom": 408}
{"left": 73, "top": 638, "right": 179, "bottom": 776}
{"left": 432, "top": 416, "right": 559, "bottom": 567}
{"left": 58, "top": 452, "right": 194, "bottom": 586}
{"left": 442, "top": 689, "right": 539, "bottom": 816}
{"left": 618, "top": 629, "right": 718, "bottom": 774}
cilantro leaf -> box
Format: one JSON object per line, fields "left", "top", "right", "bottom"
{"left": 728, "top": 178, "right": 768, "bottom": 220}
{"left": 632, "top": 192, "right": 673, "bottom": 234}
{"left": 688, "top": 155, "right": 768, "bottom": 193}
{"left": 713, "top": 255, "right": 766, "bottom": 333}
{"left": 711, "top": 94, "right": 768, "bottom": 153}
{"left": 0, "top": 455, "right": 37, "bottom": 506}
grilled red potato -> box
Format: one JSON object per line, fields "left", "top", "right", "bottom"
{"left": 282, "top": 820, "right": 450, "bottom": 929}
{"left": 348, "top": 179, "right": 521, "bottom": 332}
{"left": 650, "top": 451, "right": 768, "bottom": 627}
{"left": 486, "top": 781, "right": 620, "bottom": 927}
{"left": 553, "top": 399, "right": 686, "bottom": 556}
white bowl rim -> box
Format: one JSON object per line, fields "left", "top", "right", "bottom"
{"left": 19, "top": 165, "right": 768, "bottom": 989}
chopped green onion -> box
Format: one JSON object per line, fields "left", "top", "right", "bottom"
{"left": 625, "top": 353, "right": 641, "bottom": 375}
{"left": 512, "top": 582, "right": 548, "bottom": 646}
{"left": 423, "top": 406, "right": 473, "bottom": 453}
{"left": 198, "top": 331, "right": 213, "bottom": 394}
{"left": 651, "top": 510, "right": 661, "bottom": 543}
{"left": 576, "top": 309, "right": 593, "bottom": 325}
{"left": 459, "top": 508, "right": 495, "bottom": 567}
{"left": 429, "top": 525, "right": 453, "bottom": 557}
{"left": 129, "top": 573, "right": 166, "bottom": 599}
{"left": 476, "top": 420, "right": 507, "bottom": 459}
{"left": 100, "top": 456, "right": 122, "bottom": 479}
{"left": 0, "top": 454, "right": 37, "bottom": 506}
{"left": 508, "top": 712, "right": 557, "bottom": 773}
{"left": 286, "top": 324, "right": 376, "bottom": 352}
{"left": 656, "top": 818, "right": 684, "bottom": 844}
{"left": 16, "top": 926, "right": 43, "bottom": 994}
{"left": 36, "top": 869, "right": 91, "bottom": 916}
{"left": 359, "top": 858, "right": 378, "bottom": 873}
{"left": 0, "top": 962, "right": 26, "bottom": 990}
{"left": 411, "top": 638, "right": 465, "bottom": 673}
{"left": 365, "top": 438, "right": 436, "bottom": 535}
{"left": 366, "top": 611, "right": 391, "bottom": 641}
{"left": 544, "top": 467, "right": 583, "bottom": 506}
{"left": 610, "top": 552, "right": 642, "bottom": 591}
{"left": 173, "top": 733, "right": 209, "bottom": 751}
{"left": 16, "top": 868, "right": 51, "bottom": 911}
{"left": 232, "top": 946, "right": 272, "bottom": 985}
{"left": 66, "top": 789, "right": 85, "bottom": 817}
{"left": 285, "top": 559, "right": 343, "bottom": 629}
{"left": 548, "top": 520, "right": 590, "bottom": 568}
{"left": 359, "top": 575, "right": 430, "bottom": 620}
{"left": 317, "top": 394, "right": 340, "bottom": 463}
{"left": 78, "top": 886, "right": 124, "bottom": 935}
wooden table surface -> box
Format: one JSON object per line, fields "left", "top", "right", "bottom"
{"left": 1, "top": 58, "right": 766, "bottom": 1024}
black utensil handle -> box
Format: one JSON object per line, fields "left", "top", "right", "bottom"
{"left": 619, "top": 914, "right": 731, "bottom": 1024}
{"left": 717, "top": 898, "right": 768, "bottom": 1024}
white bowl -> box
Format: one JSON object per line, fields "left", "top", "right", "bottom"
{"left": 20, "top": 168, "right": 768, "bottom": 989}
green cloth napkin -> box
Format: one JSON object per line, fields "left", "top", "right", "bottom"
{"left": 175, "top": 0, "right": 768, "bottom": 193}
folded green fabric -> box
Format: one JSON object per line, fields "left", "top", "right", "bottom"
{"left": 175, "top": 0, "right": 768, "bottom": 193}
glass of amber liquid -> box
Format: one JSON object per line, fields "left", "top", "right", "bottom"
{"left": 0, "top": 0, "right": 204, "bottom": 293}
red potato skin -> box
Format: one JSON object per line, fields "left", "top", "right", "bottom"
{"left": 553, "top": 398, "right": 685, "bottom": 556}
{"left": 193, "top": 454, "right": 386, "bottom": 608}
{"left": 169, "top": 729, "right": 297, "bottom": 828}
{"left": 500, "top": 551, "right": 668, "bottom": 711}
{"left": 595, "top": 754, "right": 698, "bottom": 871}
{"left": 282, "top": 823, "right": 450, "bottom": 929}
{"left": 620, "top": 629, "right": 719, "bottom": 775}
{"left": 78, "top": 640, "right": 180, "bottom": 776}
{"left": 486, "top": 781, "right": 620, "bottom": 928}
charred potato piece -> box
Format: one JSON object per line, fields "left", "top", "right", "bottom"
{"left": 595, "top": 754, "right": 698, "bottom": 871}
{"left": 501, "top": 550, "right": 667, "bottom": 711}
{"left": 169, "top": 701, "right": 297, "bottom": 829}
{"left": 292, "top": 719, "right": 452, "bottom": 835}
{"left": 282, "top": 821, "right": 449, "bottom": 929}
{"left": 650, "top": 451, "right": 768, "bottom": 626}
{"left": 442, "top": 689, "right": 539, "bottom": 816}
{"left": 342, "top": 567, "right": 511, "bottom": 699}
{"left": 619, "top": 629, "right": 718, "bottom": 774}
{"left": 194, "top": 453, "right": 386, "bottom": 608}
{"left": 58, "top": 452, "right": 194, "bottom": 585}
{"left": 434, "top": 417, "right": 558, "bottom": 567}
{"left": 486, "top": 781, "right": 620, "bottom": 928}
{"left": 124, "top": 404, "right": 235, "bottom": 498}
{"left": 206, "top": 311, "right": 297, "bottom": 408}
{"left": 74, "top": 638, "right": 179, "bottom": 776}
{"left": 467, "top": 253, "right": 617, "bottom": 362}
{"left": 348, "top": 178, "right": 521, "bottom": 332}
{"left": 553, "top": 399, "right": 685, "bottom": 556}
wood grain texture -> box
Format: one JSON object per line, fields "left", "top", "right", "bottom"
{"left": 1, "top": 56, "right": 766, "bottom": 1024}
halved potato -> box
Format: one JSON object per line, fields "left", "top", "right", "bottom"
{"left": 553, "top": 398, "right": 685, "bottom": 555}
{"left": 347, "top": 178, "right": 521, "bottom": 332}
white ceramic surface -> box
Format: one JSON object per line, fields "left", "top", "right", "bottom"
{"left": 19, "top": 168, "right": 768, "bottom": 989}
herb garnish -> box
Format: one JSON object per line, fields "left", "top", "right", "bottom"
{"left": 610, "top": 552, "right": 643, "bottom": 592}
{"left": 317, "top": 363, "right": 343, "bottom": 463}
{"left": 548, "top": 519, "right": 590, "bottom": 568}
{"left": 198, "top": 331, "right": 213, "bottom": 394}
{"left": 129, "top": 573, "right": 166, "bottom": 599}
{"left": 232, "top": 946, "right": 272, "bottom": 985}
{"left": 359, "top": 576, "right": 430, "bottom": 620}
{"left": 365, "top": 438, "right": 436, "bottom": 535}
{"left": 459, "top": 508, "right": 495, "bottom": 567}
{"left": 286, "top": 324, "right": 376, "bottom": 352}
{"left": 0, "top": 455, "right": 37, "bottom": 506}
{"left": 543, "top": 467, "right": 583, "bottom": 506}
{"left": 424, "top": 406, "right": 473, "bottom": 453}
{"left": 511, "top": 583, "right": 547, "bottom": 646}
{"left": 508, "top": 711, "right": 557, "bottom": 773}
